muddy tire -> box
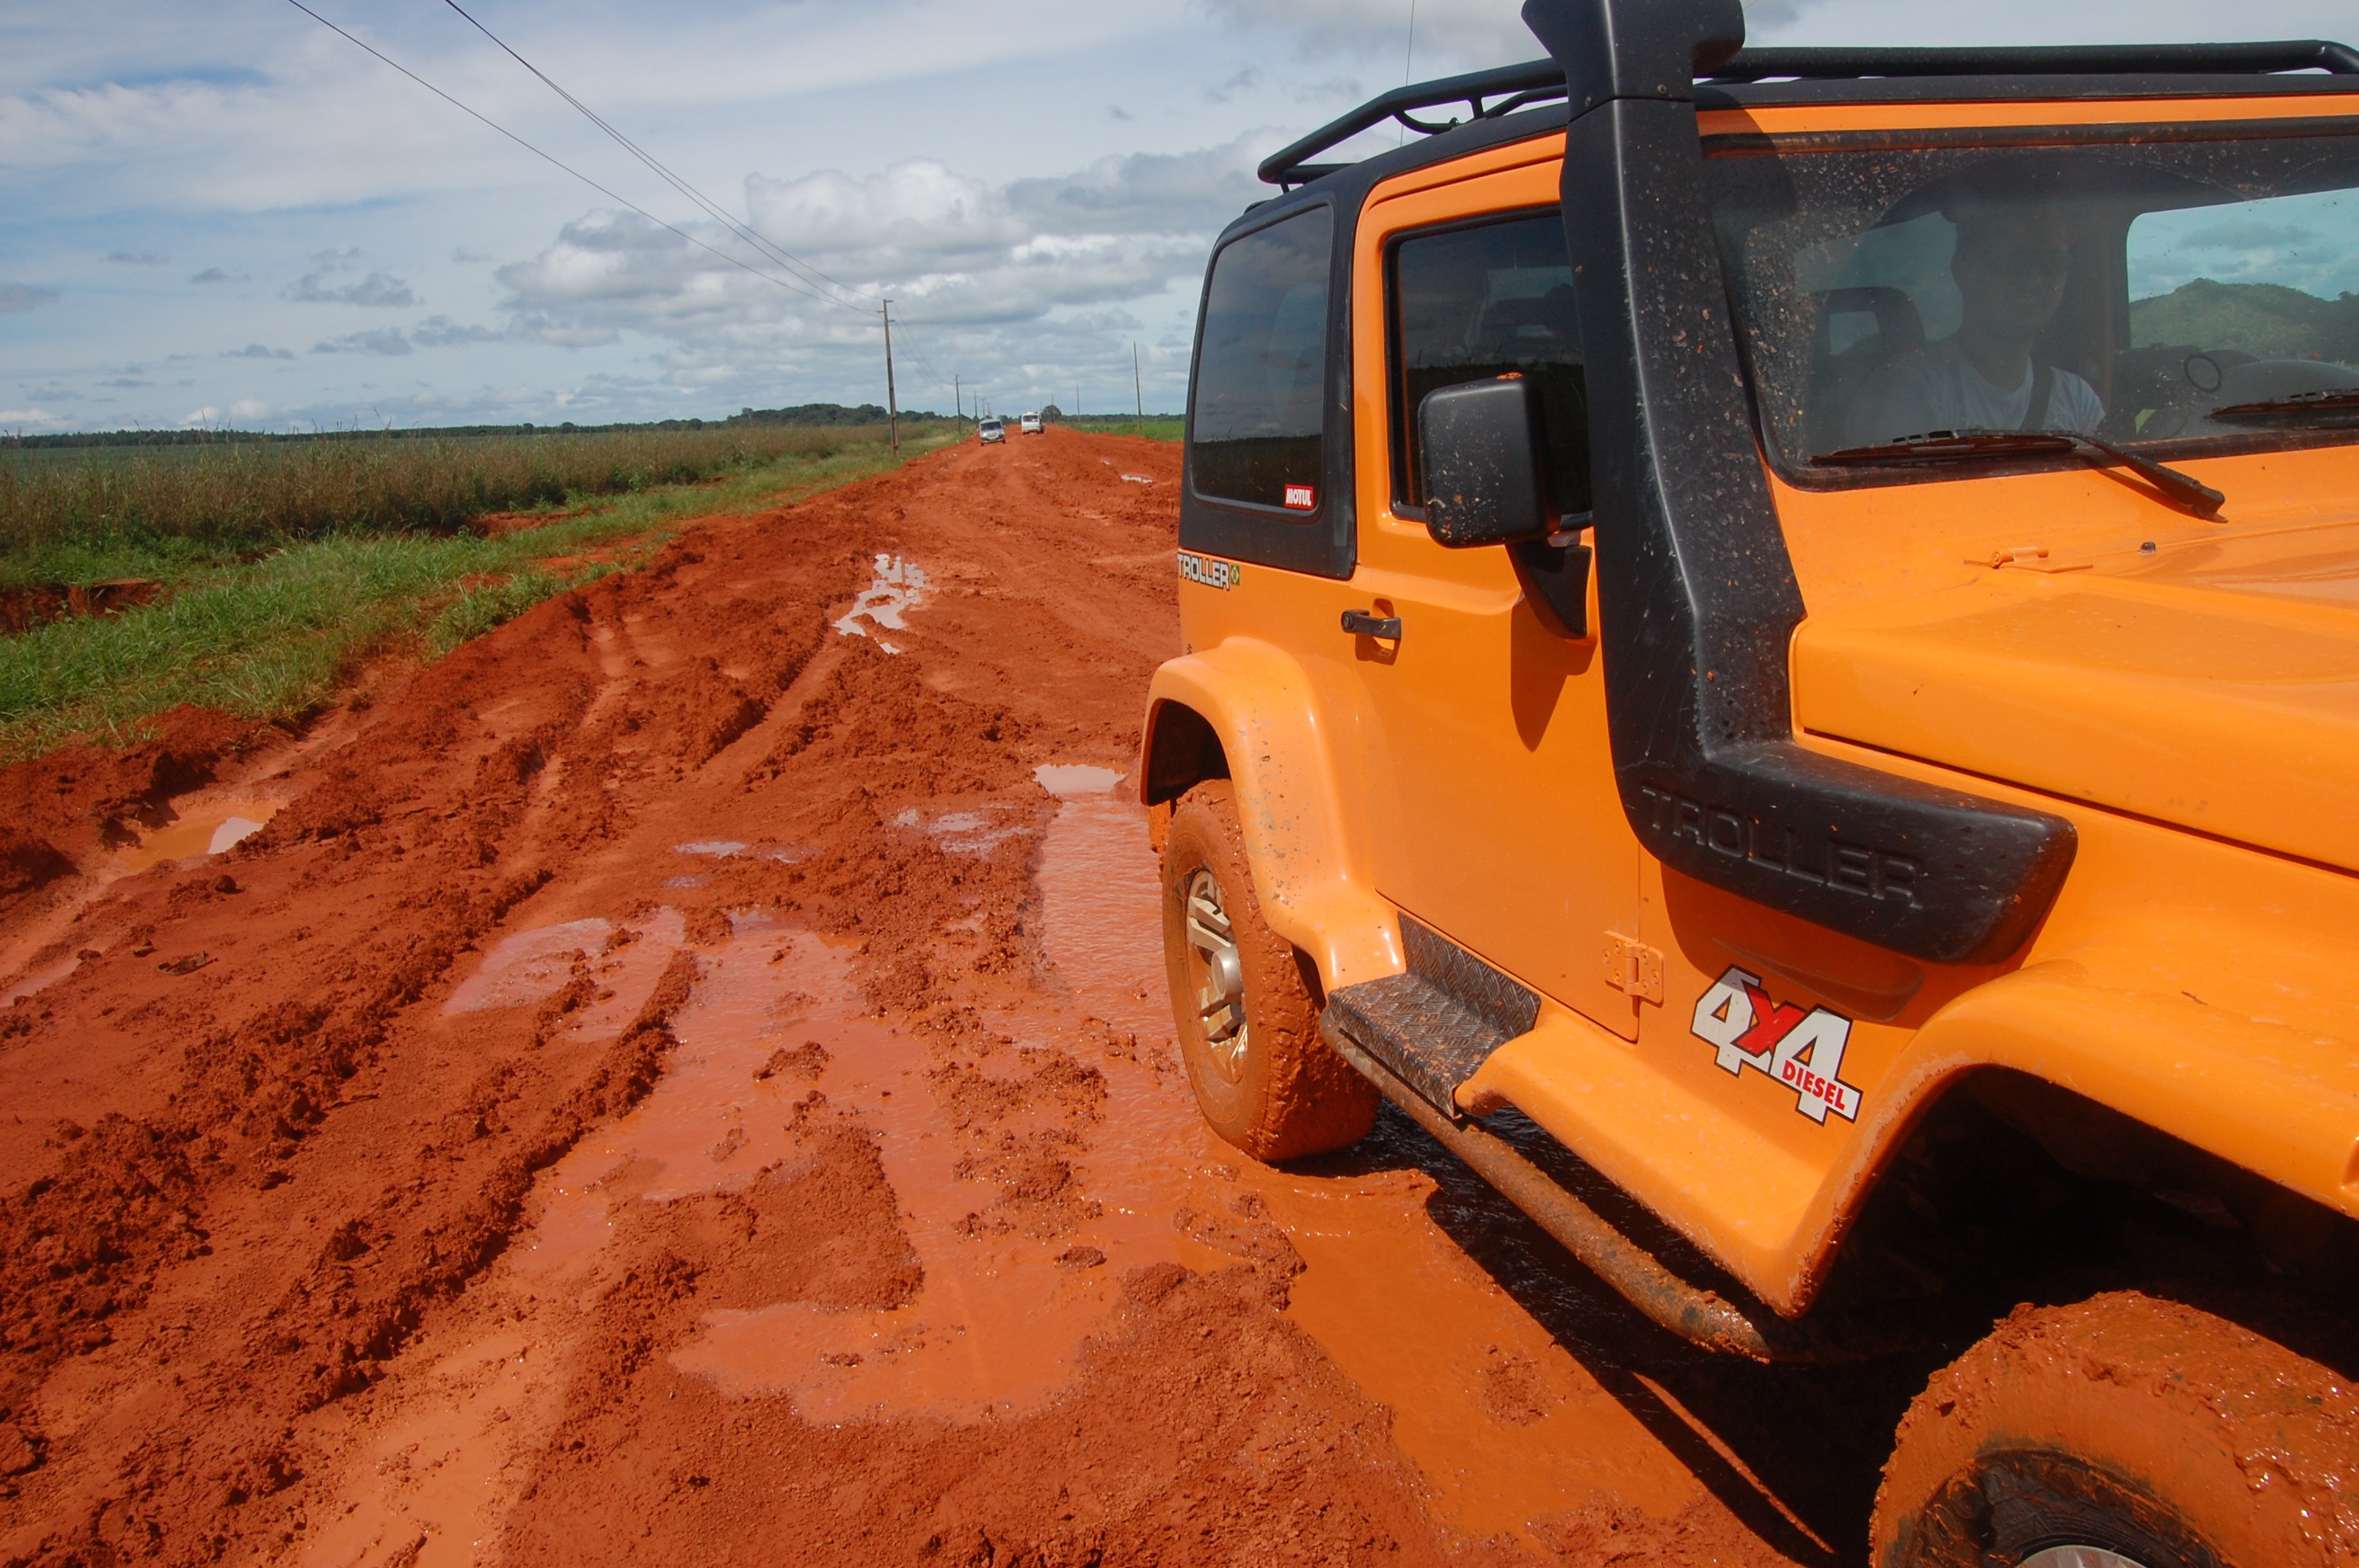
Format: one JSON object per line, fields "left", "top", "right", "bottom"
{"left": 1160, "top": 781, "right": 1376, "bottom": 1161}
{"left": 1873, "top": 1291, "right": 2359, "bottom": 1568}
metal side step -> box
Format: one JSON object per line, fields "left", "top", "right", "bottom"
{"left": 1320, "top": 916, "right": 1945, "bottom": 1364}
{"left": 1319, "top": 916, "right": 1538, "bottom": 1118}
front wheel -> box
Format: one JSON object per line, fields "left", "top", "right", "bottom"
{"left": 1873, "top": 1291, "right": 2357, "bottom": 1568}
{"left": 1159, "top": 782, "right": 1376, "bottom": 1161}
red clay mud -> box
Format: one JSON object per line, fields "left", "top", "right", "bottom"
{"left": 0, "top": 430, "right": 1877, "bottom": 1568}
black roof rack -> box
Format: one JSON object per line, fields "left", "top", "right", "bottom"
{"left": 1256, "top": 38, "right": 2359, "bottom": 187}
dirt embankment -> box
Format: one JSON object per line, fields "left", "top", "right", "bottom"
{"left": 0, "top": 430, "right": 1826, "bottom": 1568}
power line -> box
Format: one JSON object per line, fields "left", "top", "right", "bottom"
{"left": 281, "top": 0, "right": 852, "bottom": 314}
{"left": 428, "top": 0, "right": 969, "bottom": 405}
{"left": 434, "top": 0, "right": 878, "bottom": 318}
{"left": 285, "top": 0, "right": 972, "bottom": 405}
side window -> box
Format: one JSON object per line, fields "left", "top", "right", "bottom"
{"left": 1390, "top": 210, "right": 1590, "bottom": 517}
{"left": 1190, "top": 207, "right": 1334, "bottom": 514}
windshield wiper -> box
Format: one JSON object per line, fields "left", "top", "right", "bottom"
{"left": 1813, "top": 428, "right": 2225, "bottom": 519}
{"left": 2206, "top": 388, "right": 2359, "bottom": 425}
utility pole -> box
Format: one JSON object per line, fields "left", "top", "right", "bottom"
{"left": 954, "top": 373, "right": 962, "bottom": 425}
{"left": 1133, "top": 343, "right": 1145, "bottom": 437}
{"left": 881, "top": 299, "right": 901, "bottom": 459}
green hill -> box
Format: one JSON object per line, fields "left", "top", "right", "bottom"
{"left": 2130, "top": 278, "right": 2359, "bottom": 365}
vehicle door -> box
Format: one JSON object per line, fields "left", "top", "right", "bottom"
{"left": 1346, "top": 165, "right": 1645, "bottom": 1034}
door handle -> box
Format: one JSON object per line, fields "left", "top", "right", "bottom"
{"left": 1340, "top": 608, "right": 1402, "bottom": 640}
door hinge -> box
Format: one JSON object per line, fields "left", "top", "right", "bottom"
{"left": 1603, "top": 931, "right": 1665, "bottom": 1005}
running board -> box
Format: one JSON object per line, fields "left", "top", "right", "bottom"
{"left": 1319, "top": 915, "right": 1538, "bottom": 1120}
{"left": 1318, "top": 917, "right": 1953, "bottom": 1363}
{"left": 1321, "top": 1025, "right": 1943, "bottom": 1364}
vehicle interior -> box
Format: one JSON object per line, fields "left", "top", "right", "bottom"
{"left": 1709, "top": 140, "right": 2359, "bottom": 478}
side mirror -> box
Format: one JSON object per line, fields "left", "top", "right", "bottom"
{"left": 1419, "top": 375, "right": 1556, "bottom": 547}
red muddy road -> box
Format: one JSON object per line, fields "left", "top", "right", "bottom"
{"left": 0, "top": 430, "right": 1918, "bottom": 1567}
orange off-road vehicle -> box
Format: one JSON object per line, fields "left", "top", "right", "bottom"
{"left": 1141, "top": 2, "right": 2359, "bottom": 1562}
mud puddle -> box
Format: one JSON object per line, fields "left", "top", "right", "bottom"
{"left": 0, "top": 789, "right": 287, "bottom": 1001}
{"left": 1027, "top": 764, "right": 1713, "bottom": 1548}
{"left": 833, "top": 554, "right": 932, "bottom": 654}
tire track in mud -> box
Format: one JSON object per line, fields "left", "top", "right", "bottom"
{"left": 0, "top": 430, "right": 1858, "bottom": 1568}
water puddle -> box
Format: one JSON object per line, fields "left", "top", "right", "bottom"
{"left": 442, "top": 909, "right": 687, "bottom": 1040}
{"left": 674, "top": 840, "right": 747, "bottom": 858}
{"left": 114, "top": 794, "right": 284, "bottom": 875}
{"left": 1033, "top": 763, "right": 1124, "bottom": 800}
{"left": 833, "top": 554, "right": 932, "bottom": 654}
{"left": 0, "top": 790, "right": 289, "bottom": 1001}
{"left": 504, "top": 914, "right": 1212, "bottom": 1422}
{"left": 889, "top": 804, "right": 1025, "bottom": 857}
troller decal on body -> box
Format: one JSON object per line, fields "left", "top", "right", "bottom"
{"left": 1177, "top": 550, "right": 1243, "bottom": 591}
{"left": 1690, "top": 966, "right": 1863, "bottom": 1123}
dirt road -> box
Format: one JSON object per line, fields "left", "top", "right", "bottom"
{"left": 0, "top": 430, "right": 1918, "bottom": 1566}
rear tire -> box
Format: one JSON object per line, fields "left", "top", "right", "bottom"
{"left": 1160, "top": 782, "right": 1376, "bottom": 1161}
{"left": 1873, "top": 1291, "right": 2358, "bottom": 1568}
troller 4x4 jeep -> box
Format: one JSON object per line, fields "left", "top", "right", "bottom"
{"left": 1141, "top": 2, "right": 2359, "bottom": 1563}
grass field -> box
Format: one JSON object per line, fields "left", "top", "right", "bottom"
{"left": 1056, "top": 414, "right": 1183, "bottom": 442}
{"left": 0, "top": 424, "right": 957, "bottom": 760}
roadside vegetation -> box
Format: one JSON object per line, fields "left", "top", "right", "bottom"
{"left": 0, "top": 422, "right": 957, "bottom": 759}
{"left": 1055, "top": 414, "right": 1183, "bottom": 442}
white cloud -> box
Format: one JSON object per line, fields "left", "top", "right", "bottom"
{"left": 0, "top": 409, "right": 64, "bottom": 427}
{"left": 284, "top": 262, "right": 419, "bottom": 309}
{"left": 229, "top": 397, "right": 267, "bottom": 421}
{"left": 490, "top": 137, "right": 1267, "bottom": 403}
{"left": 105, "top": 249, "right": 167, "bottom": 265}
{"left": 0, "top": 283, "right": 60, "bottom": 314}
{"left": 312, "top": 328, "right": 413, "bottom": 357}
{"left": 224, "top": 343, "right": 293, "bottom": 360}
{"left": 410, "top": 316, "right": 503, "bottom": 348}
{"left": 181, "top": 405, "right": 217, "bottom": 425}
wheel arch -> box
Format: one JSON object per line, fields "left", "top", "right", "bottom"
{"left": 1140, "top": 698, "right": 1230, "bottom": 809}
{"left": 1138, "top": 647, "right": 1401, "bottom": 990}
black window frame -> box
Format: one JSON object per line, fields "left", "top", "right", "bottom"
{"left": 1179, "top": 194, "right": 1358, "bottom": 580}
{"left": 1382, "top": 203, "right": 1585, "bottom": 522}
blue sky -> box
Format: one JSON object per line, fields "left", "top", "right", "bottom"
{"left": 5, "top": 0, "right": 2355, "bottom": 433}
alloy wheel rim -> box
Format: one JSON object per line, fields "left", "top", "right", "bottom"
{"left": 2018, "top": 1548, "right": 2151, "bottom": 1568}
{"left": 1183, "top": 868, "right": 1248, "bottom": 1083}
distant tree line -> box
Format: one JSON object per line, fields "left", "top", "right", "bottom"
{"left": 5, "top": 402, "right": 954, "bottom": 450}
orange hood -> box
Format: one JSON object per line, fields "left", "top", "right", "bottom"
{"left": 1792, "top": 520, "right": 2359, "bottom": 874}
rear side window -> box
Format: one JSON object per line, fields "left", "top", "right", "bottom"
{"left": 1391, "top": 210, "right": 1590, "bottom": 517}
{"left": 1190, "top": 207, "right": 1334, "bottom": 513}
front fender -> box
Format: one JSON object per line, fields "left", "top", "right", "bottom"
{"left": 1901, "top": 956, "right": 2359, "bottom": 1218}
{"left": 1141, "top": 641, "right": 1400, "bottom": 989}
{"left": 1763, "top": 945, "right": 2359, "bottom": 1310}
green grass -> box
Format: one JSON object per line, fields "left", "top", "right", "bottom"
{"left": 0, "top": 429, "right": 955, "bottom": 760}
{"left": 0, "top": 423, "right": 953, "bottom": 561}
{"left": 1058, "top": 415, "right": 1183, "bottom": 443}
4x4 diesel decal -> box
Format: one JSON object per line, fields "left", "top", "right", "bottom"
{"left": 1690, "top": 966, "right": 1863, "bottom": 1124}
{"left": 1177, "top": 551, "right": 1242, "bottom": 590}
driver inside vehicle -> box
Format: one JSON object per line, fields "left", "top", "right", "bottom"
{"left": 1844, "top": 203, "right": 2106, "bottom": 447}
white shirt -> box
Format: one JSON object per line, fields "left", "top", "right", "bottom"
{"left": 1847, "top": 334, "right": 2105, "bottom": 448}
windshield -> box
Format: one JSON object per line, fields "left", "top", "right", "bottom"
{"left": 1707, "top": 118, "right": 2359, "bottom": 481}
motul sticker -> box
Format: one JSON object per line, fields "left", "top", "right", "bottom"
{"left": 1690, "top": 966, "right": 1863, "bottom": 1123}
{"left": 1283, "top": 484, "right": 1317, "bottom": 510}
{"left": 1176, "top": 550, "right": 1241, "bottom": 590}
